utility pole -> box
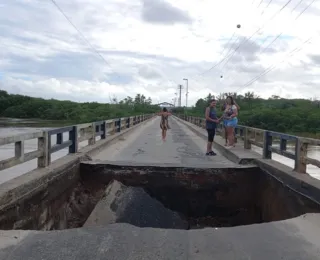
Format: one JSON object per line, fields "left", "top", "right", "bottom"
{"left": 183, "top": 78, "right": 188, "bottom": 107}
{"left": 178, "top": 85, "right": 183, "bottom": 107}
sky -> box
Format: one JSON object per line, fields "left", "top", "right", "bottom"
{"left": 1, "top": 0, "right": 320, "bottom": 106}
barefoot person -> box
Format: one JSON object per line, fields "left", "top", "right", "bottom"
{"left": 205, "top": 99, "right": 220, "bottom": 156}
{"left": 223, "top": 96, "right": 238, "bottom": 148}
{"left": 158, "top": 107, "right": 171, "bottom": 141}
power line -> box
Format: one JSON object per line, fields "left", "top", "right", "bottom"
{"left": 217, "top": 0, "right": 294, "bottom": 76}
{"left": 194, "top": 0, "right": 276, "bottom": 80}
{"left": 235, "top": 35, "right": 315, "bottom": 92}
{"left": 261, "top": 0, "right": 274, "bottom": 15}
{"left": 190, "top": 0, "right": 279, "bottom": 92}
{"left": 49, "top": 0, "right": 119, "bottom": 78}
{"left": 226, "top": 0, "right": 311, "bottom": 84}
{"left": 50, "top": 0, "right": 182, "bottom": 95}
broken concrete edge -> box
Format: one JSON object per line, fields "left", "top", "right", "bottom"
{"left": 255, "top": 159, "right": 320, "bottom": 206}
{"left": 82, "top": 160, "right": 257, "bottom": 169}
{"left": 0, "top": 213, "right": 320, "bottom": 257}
{"left": 0, "top": 230, "right": 36, "bottom": 249}
{"left": 174, "top": 116, "right": 320, "bottom": 206}
{"left": 83, "top": 179, "right": 121, "bottom": 227}
{"left": 79, "top": 163, "right": 261, "bottom": 190}
{"left": 0, "top": 117, "right": 154, "bottom": 210}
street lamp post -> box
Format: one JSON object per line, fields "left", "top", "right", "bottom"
{"left": 183, "top": 78, "right": 188, "bottom": 107}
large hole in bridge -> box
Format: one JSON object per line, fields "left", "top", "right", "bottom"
{"left": 56, "top": 166, "right": 320, "bottom": 230}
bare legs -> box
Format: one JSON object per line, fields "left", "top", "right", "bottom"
{"left": 226, "top": 127, "right": 235, "bottom": 147}
{"left": 207, "top": 141, "right": 212, "bottom": 153}
{"left": 161, "top": 129, "right": 167, "bottom": 141}
{"left": 224, "top": 126, "right": 228, "bottom": 146}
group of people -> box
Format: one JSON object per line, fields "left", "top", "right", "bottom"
{"left": 205, "top": 96, "right": 239, "bottom": 156}
{"left": 157, "top": 96, "right": 239, "bottom": 154}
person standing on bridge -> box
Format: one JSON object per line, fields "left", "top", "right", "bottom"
{"left": 221, "top": 99, "right": 240, "bottom": 146}
{"left": 223, "top": 96, "right": 238, "bottom": 148}
{"left": 158, "top": 107, "right": 171, "bottom": 141}
{"left": 205, "top": 99, "right": 220, "bottom": 156}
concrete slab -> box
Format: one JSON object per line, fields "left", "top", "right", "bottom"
{"left": 84, "top": 180, "right": 188, "bottom": 229}
{"left": 1, "top": 213, "right": 320, "bottom": 259}
{"left": 92, "top": 117, "right": 239, "bottom": 168}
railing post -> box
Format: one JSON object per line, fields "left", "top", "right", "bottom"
{"left": 57, "top": 133, "right": 63, "bottom": 145}
{"left": 234, "top": 128, "right": 238, "bottom": 143}
{"left": 263, "top": 131, "right": 272, "bottom": 159}
{"left": 89, "top": 123, "right": 95, "bottom": 145}
{"left": 243, "top": 127, "right": 251, "bottom": 149}
{"left": 280, "top": 138, "right": 287, "bottom": 151}
{"left": 38, "top": 132, "right": 49, "bottom": 167}
{"left": 294, "top": 138, "right": 308, "bottom": 173}
{"left": 127, "top": 117, "right": 130, "bottom": 128}
{"left": 47, "top": 133, "right": 52, "bottom": 165}
{"left": 15, "top": 140, "right": 24, "bottom": 162}
{"left": 69, "top": 126, "right": 78, "bottom": 153}
{"left": 101, "top": 121, "right": 106, "bottom": 139}
{"left": 118, "top": 118, "right": 121, "bottom": 132}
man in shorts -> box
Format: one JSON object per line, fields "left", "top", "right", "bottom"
{"left": 205, "top": 99, "right": 220, "bottom": 156}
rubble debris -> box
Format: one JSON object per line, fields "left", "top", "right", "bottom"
{"left": 84, "top": 180, "right": 188, "bottom": 229}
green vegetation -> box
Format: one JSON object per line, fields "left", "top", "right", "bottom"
{"left": 0, "top": 90, "right": 160, "bottom": 124}
{"left": 1, "top": 89, "right": 319, "bottom": 138}
{"left": 174, "top": 92, "right": 320, "bottom": 138}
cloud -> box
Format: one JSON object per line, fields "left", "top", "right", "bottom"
{"left": 1, "top": 0, "right": 320, "bottom": 107}
{"left": 138, "top": 65, "right": 163, "bottom": 79}
{"left": 141, "top": 0, "right": 193, "bottom": 25}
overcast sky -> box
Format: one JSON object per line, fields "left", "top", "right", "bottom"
{"left": 1, "top": 0, "right": 320, "bottom": 105}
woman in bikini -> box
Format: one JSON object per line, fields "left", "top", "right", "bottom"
{"left": 222, "top": 96, "right": 238, "bottom": 148}
{"left": 158, "top": 107, "right": 171, "bottom": 141}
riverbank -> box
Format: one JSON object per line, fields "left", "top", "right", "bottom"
{"left": 0, "top": 117, "right": 319, "bottom": 140}
{"left": 0, "top": 117, "right": 75, "bottom": 128}
{"left": 290, "top": 132, "right": 320, "bottom": 139}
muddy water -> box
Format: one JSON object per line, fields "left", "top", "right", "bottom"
{"left": 0, "top": 127, "right": 101, "bottom": 184}
{"left": 251, "top": 144, "right": 320, "bottom": 179}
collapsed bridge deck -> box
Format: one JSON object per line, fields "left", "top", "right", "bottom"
{"left": 1, "top": 116, "right": 320, "bottom": 259}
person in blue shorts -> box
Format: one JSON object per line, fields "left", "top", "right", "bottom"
{"left": 221, "top": 98, "right": 240, "bottom": 146}
{"left": 223, "top": 96, "right": 238, "bottom": 148}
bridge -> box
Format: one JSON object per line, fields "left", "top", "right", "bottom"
{"left": 0, "top": 114, "right": 319, "bottom": 259}
{"left": 158, "top": 101, "right": 175, "bottom": 107}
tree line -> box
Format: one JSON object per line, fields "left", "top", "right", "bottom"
{"left": 0, "top": 90, "right": 160, "bottom": 123}
{"left": 174, "top": 91, "right": 320, "bottom": 137}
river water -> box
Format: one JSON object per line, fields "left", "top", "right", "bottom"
{"left": 0, "top": 127, "right": 319, "bottom": 184}
{"left": 0, "top": 127, "right": 101, "bottom": 184}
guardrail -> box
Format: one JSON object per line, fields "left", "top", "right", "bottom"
{"left": 0, "top": 114, "right": 152, "bottom": 171}
{"left": 178, "top": 115, "right": 320, "bottom": 174}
